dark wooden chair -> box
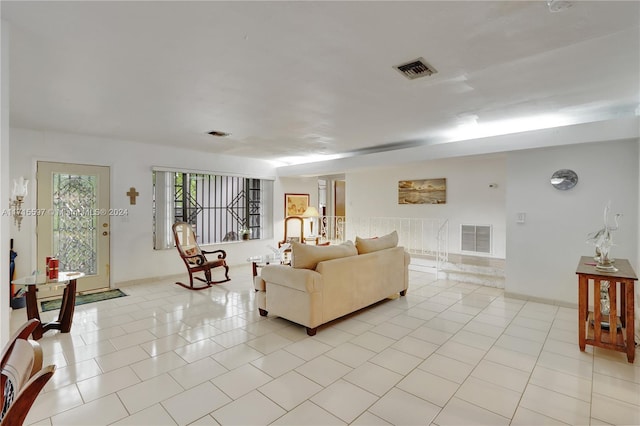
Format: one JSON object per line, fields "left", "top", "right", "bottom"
{"left": 1, "top": 319, "right": 55, "bottom": 426}
{"left": 172, "top": 222, "right": 230, "bottom": 290}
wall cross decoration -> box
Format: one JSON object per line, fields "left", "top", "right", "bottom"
{"left": 126, "top": 187, "right": 139, "bottom": 205}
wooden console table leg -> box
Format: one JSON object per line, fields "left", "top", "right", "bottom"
{"left": 25, "top": 285, "right": 44, "bottom": 340}
{"left": 593, "top": 279, "right": 602, "bottom": 345}
{"left": 608, "top": 281, "right": 617, "bottom": 346}
{"left": 578, "top": 275, "right": 588, "bottom": 351}
{"left": 58, "top": 279, "right": 77, "bottom": 333}
{"left": 620, "top": 281, "right": 627, "bottom": 328}
{"left": 625, "top": 281, "right": 635, "bottom": 363}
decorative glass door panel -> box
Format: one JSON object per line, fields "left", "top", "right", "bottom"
{"left": 52, "top": 173, "right": 98, "bottom": 275}
{"left": 37, "top": 162, "right": 110, "bottom": 295}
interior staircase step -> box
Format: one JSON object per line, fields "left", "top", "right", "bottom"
{"left": 410, "top": 253, "right": 505, "bottom": 288}
{"left": 439, "top": 270, "right": 505, "bottom": 288}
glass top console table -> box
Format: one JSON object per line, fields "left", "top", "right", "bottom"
{"left": 12, "top": 271, "right": 85, "bottom": 340}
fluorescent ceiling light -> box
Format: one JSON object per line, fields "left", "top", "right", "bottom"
{"left": 445, "top": 114, "right": 574, "bottom": 142}
{"left": 272, "top": 153, "right": 345, "bottom": 167}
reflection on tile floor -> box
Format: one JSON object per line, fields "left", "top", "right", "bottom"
{"left": 11, "top": 264, "right": 640, "bottom": 425}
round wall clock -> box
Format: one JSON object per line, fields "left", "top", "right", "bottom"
{"left": 550, "top": 169, "right": 578, "bottom": 190}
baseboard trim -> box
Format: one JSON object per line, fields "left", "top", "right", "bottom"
{"left": 115, "top": 274, "right": 183, "bottom": 288}
{"left": 409, "top": 264, "right": 436, "bottom": 273}
{"left": 504, "top": 291, "right": 578, "bottom": 310}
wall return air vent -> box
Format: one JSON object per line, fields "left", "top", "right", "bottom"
{"left": 394, "top": 57, "right": 438, "bottom": 80}
{"left": 461, "top": 224, "right": 492, "bottom": 254}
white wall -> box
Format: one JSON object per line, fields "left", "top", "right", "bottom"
{"left": 1, "top": 21, "right": 10, "bottom": 345}
{"left": 9, "top": 128, "right": 278, "bottom": 286}
{"left": 506, "top": 139, "right": 639, "bottom": 306}
{"left": 346, "top": 155, "right": 507, "bottom": 257}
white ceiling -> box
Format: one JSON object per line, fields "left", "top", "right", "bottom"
{"left": 2, "top": 1, "right": 639, "bottom": 166}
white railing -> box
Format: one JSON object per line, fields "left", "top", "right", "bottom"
{"left": 436, "top": 219, "right": 449, "bottom": 274}
{"left": 318, "top": 216, "right": 449, "bottom": 271}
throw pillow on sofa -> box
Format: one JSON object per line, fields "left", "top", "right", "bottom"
{"left": 355, "top": 230, "right": 398, "bottom": 254}
{"left": 291, "top": 240, "right": 357, "bottom": 270}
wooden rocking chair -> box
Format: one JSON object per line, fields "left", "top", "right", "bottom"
{"left": 172, "top": 222, "right": 230, "bottom": 290}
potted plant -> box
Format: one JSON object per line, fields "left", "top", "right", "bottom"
{"left": 241, "top": 228, "right": 250, "bottom": 240}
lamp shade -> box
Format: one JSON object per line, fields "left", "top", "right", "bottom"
{"left": 12, "top": 177, "right": 28, "bottom": 198}
{"left": 302, "top": 206, "right": 320, "bottom": 218}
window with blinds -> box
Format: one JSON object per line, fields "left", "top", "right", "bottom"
{"left": 460, "top": 224, "right": 492, "bottom": 254}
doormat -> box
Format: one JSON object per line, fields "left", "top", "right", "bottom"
{"left": 41, "top": 289, "right": 128, "bottom": 312}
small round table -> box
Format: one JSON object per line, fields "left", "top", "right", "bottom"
{"left": 12, "top": 271, "right": 85, "bottom": 340}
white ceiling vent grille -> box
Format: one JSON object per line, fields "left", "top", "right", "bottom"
{"left": 461, "top": 224, "right": 492, "bottom": 254}
{"left": 394, "top": 57, "right": 437, "bottom": 80}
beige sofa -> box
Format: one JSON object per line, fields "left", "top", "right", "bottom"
{"left": 254, "top": 232, "right": 410, "bottom": 335}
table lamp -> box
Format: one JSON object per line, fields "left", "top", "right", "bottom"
{"left": 302, "top": 206, "right": 320, "bottom": 236}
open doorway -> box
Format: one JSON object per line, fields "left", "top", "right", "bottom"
{"left": 317, "top": 175, "right": 345, "bottom": 241}
{"left": 334, "top": 180, "right": 345, "bottom": 217}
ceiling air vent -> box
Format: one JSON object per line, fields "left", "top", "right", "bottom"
{"left": 394, "top": 57, "right": 437, "bottom": 80}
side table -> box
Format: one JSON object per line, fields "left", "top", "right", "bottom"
{"left": 12, "top": 271, "right": 85, "bottom": 340}
{"left": 247, "top": 254, "right": 290, "bottom": 277}
{"left": 575, "top": 256, "right": 636, "bottom": 363}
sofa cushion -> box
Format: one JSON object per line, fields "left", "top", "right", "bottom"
{"left": 291, "top": 240, "right": 357, "bottom": 270}
{"left": 355, "top": 230, "right": 398, "bottom": 254}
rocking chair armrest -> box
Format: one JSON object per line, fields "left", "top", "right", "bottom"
{"left": 202, "top": 249, "right": 227, "bottom": 260}
{"left": 184, "top": 254, "right": 206, "bottom": 265}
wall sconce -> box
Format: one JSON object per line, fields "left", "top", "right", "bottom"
{"left": 302, "top": 206, "right": 320, "bottom": 237}
{"left": 10, "top": 177, "right": 28, "bottom": 230}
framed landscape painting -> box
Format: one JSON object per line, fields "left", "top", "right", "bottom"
{"left": 285, "top": 193, "right": 309, "bottom": 217}
{"left": 398, "top": 178, "right": 446, "bottom": 204}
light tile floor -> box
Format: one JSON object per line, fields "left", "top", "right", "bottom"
{"left": 11, "top": 265, "right": 640, "bottom": 425}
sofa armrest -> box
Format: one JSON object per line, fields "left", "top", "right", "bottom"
{"left": 261, "top": 265, "right": 322, "bottom": 293}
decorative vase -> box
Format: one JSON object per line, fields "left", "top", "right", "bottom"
{"left": 588, "top": 202, "right": 621, "bottom": 273}
{"left": 595, "top": 242, "right": 617, "bottom": 272}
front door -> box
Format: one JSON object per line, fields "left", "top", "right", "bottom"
{"left": 37, "top": 162, "right": 110, "bottom": 295}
